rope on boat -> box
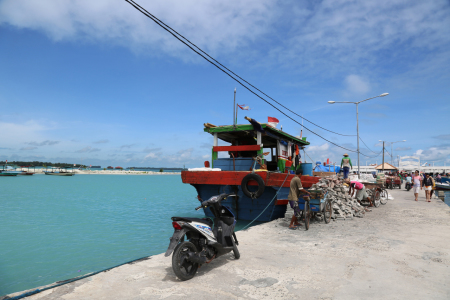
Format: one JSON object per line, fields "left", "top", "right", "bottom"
{"left": 242, "top": 172, "right": 290, "bottom": 231}
{"left": 5, "top": 256, "right": 151, "bottom": 300}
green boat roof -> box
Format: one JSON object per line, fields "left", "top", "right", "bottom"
{"left": 204, "top": 123, "right": 309, "bottom": 148}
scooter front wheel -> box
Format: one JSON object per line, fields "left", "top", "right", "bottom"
{"left": 172, "top": 241, "right": 199, "bottom": 281}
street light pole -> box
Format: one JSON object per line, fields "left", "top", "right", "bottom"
{"left": 387, "top": 140, "right": 406, "bottom": 167}
{"left": 356, "top": 102, "right": 360, "bottom": 179}
{"left": 328, "top": 93, "right": 389, "bottom": 179}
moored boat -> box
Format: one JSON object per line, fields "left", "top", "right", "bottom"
{"left": 1, "top": 166, "right": 21, "bottom": 176}
{"left": 0, "top": 172, "right": 18, "bottom": 176}
{"left": 181, "top": 120, "right": 319, "bottom": 222}
{"left": 435, "top": 183, "right": 450, "bottom": 190}
{"left": 44, "top": 167, "right": 75, "bottom": 176}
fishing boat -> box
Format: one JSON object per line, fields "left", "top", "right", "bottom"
{"left": 0, "top": 166, "right": 21, "bottom": 176}
{"left": 0, "top": 171, "right": 18, "bottom": 177}
{"left": 181, "top": 120, "right": 319, "bottom": 222}
{"left": 44, "top": 167, "right": 75, "bottom": 176}
{"left": 435, "top": 182, "right": 450, "bottom": 191}
{"left": 440, "top": 177, "right": 450, "bottom": 184}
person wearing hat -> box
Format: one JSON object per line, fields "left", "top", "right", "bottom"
{"left": 340, "top": 153, "right": 352, "bottom": 179}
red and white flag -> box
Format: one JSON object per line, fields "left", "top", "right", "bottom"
{"left": 237, "top": 104, "right": 250, "bottom": 110}
{"left": 267, "top": 117, "right": 279, "bottom": 128}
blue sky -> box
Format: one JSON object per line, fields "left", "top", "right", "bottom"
{"left": 0, "top": 0, "right": 449, "bottom": 168}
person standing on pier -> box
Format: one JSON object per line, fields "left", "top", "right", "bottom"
{"left": 340, "top": 153, "right": 352, "bottom": 179}
{"left": 423, "top": 173, "right": 433, "bottom": 202}
{"left": 412, "top": 170, "right": 422, "bottom": 201}
{"left": 287, "top": 169, "right": 310, "bottom": 230}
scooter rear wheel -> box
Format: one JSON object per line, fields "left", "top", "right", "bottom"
{"left": 172, "top": 241, "right": 199, "bottom": 281}
{"left": 232, "top": 236, "right": 240, "bottom": 259}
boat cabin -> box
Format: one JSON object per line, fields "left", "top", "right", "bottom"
{"left": 204, "top": 123, "right": 309, "bottom": 172}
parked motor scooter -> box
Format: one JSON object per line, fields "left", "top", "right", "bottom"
{"left": 165, "top": 193, "right": 240, "bottom": 280}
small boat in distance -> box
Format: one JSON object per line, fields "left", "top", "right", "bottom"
{"left": 0, "top": 171, "right": 18, "bottom": 176}
{"left": 1, "top": 165, "right": 21, "bottom": 176}
{"left": 18, "top": 166, "right": 35, "bottom": 175}
{"left": 44, "top": 167, "right": 75, "bottom": 176}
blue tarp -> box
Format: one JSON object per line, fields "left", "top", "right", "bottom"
{"left": 314, "top": 163, "right": 340, "bottom": 173}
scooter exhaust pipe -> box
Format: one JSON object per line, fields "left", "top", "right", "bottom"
{"left": 187, "top": 251, "right": 208, "bottom": 264}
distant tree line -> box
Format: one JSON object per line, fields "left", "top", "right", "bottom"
{"left": 0, "top": 161, "right": 86, "bottom": 168}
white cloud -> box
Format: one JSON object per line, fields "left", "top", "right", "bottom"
{"left": 120, "top": 144, "right": 135, "bottom": 149}
{"left": 20, "top": 146, "right": 37, "bottom": 151}
{"left": 264, "top": 0, "right": 450, "bottom": 78}
{"left": 1, "top": 0, "right": 448, "bottom": 79}
{"left": 414, "top": 146, "right": 450, "bottom": 163}
{"left": 345, "top": 75, "right": 370, "bottom": 95}
{"left": 27, "top": 140, "right": 59, "bottom": 146}
{"left": 0, "top": 0, "right": 277, "bottom": 59}
{"left": 93, "top": 139, "right": 109, "bottom": 144}
{"left": 144, "top": 152, "right": 158, "bottom": 159}
{"left": 308, "top": 143, "right": 330, "bottom": 152}
{"left": 75, "top": 146, "right": 101, "bottom": 153}
{"left": 0, "top": 120, "right": 49, "bottom": 144}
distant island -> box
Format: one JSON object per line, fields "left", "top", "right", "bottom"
{"left": 1, "top": 160, "right": 83, "bottom": 168}
{"left": 0, "top": 161, "right": 186, "bottom": 170}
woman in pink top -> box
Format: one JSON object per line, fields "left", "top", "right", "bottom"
{"left": 347, "top": 180, "right": 373, "bottom": 207}
{"left": 412, "top": 170, "right": 422, "bottom": 201}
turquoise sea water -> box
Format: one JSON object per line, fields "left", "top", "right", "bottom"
{"left": 0, "top": 175, "right": 258, "bottom": 296}
{"left": 444, "top": 191, "right": 450, "bottom": 206}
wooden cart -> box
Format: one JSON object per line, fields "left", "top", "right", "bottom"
{"left": 361, "top": 182, "right": 388, "bottom": 206}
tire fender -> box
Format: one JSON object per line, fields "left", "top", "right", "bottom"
{"left": 241, "top": 173, "right": 265, "bottom": 199}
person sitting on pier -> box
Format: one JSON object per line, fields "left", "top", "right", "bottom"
{"left": 287, "top": 169, "right": 310, "bottom": 230}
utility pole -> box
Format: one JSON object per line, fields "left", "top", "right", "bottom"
{"left": 356, "top": 103, "right": 360, "bottom": 178}
{"left": 328, "top": 93, "right": 389, "bottom": 179}
{"left": 382, "top": 141, "right": 385, "bottom": 173}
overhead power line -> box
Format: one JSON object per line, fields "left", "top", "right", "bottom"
{"left": 126, "top": 0, "right": 365, "bottom": 154}
{"left": 359, "top": 137, "right": 382, "bottom": 155}
{"left": 125, "top": 0, "right": 356, "bottom": 137}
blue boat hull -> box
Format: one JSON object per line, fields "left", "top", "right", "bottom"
{"left": 192, "top": 184, "right": 289, "bottom": 222}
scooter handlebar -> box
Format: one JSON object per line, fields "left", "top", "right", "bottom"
{"left": 195, "top": 194, "right": 237, "bottom": 210}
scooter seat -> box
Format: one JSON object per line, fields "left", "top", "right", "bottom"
{"left": 172, "top": 217, "right": 213, "bottom": 227}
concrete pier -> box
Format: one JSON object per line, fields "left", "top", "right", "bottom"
{"left": 6, "top": 189, "right": 450, "bottom": 300}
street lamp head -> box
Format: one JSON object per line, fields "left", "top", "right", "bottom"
{"left": 403, "top": 140, "right": 406, "bottom": 142}
{"left": 328, "top": 101, "right": 335, "bottom": 104}
{"left": 379, "top": 140, "right": 383, "bottom": 142}
{"left": 379, "top": 93, "right": 389, "bottom": 97}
